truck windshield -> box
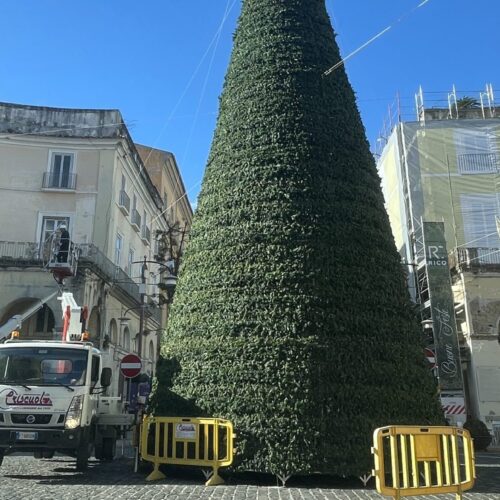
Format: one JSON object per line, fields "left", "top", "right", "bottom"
{"left": 0, "top": 347, "right": 88, "bottom": 387}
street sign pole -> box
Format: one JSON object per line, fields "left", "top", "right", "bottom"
{"left": 120, "top": 352, "right": 142, "bottom": 472}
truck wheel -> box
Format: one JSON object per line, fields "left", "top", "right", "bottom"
{"left": 94, "top": 443, "right": 103, "bottom": 461}
{"left": 76, "top": 444, "right": 89, "bottom": 471}
{"left": 76, "top": 438, "right": 92, "bottom": 471}
{"left": 102, "top": 437, "right": 116, "bottom": 461}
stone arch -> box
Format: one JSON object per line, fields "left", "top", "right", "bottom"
{"left": 0, "top": 298, "right": 55, "bottom": 338}
{"left": 109, "top": 318, "right": 118, "bottom": 345}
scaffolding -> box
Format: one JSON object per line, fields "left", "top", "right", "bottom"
{"left": 374, "top": 83, "right": 498, "bottom": 157}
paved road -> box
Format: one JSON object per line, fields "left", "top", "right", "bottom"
{"left": 0, "top": 452, "right": 499, "bottom": 499}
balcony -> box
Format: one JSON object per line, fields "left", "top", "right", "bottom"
{"left": 0, "top": 242, "right": 161, "bottom": 324}
{"left": 450, "top": 247, "right": 500, "bottom": 273}
{"left": 0, "top": 241, "right": 42, "bottom": 267}
{"left": 457, "top": 153, "right": 499, "bottom": 175}
{"left": 78, "top": 244, "right": 161, "bottom": 324}
{"left": 79, "top": 244, "right": 141, "bottom": 303}
{"left": 131, "top": 209, "right": 141, "bottom": 232}
{"left": 118, "top": 190, "right": 130, "bottom": 215}
{"left": 141, "top": 225, "right": 151, "bottom": 245}
{"left": 42, "top": 172, "right": 77, "bottom": 190}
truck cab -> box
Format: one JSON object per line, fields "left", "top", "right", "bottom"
{"left": 0, "top": 339, "right": 127, "bottom": 470}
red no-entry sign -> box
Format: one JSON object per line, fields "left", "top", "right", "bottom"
{"left": 120, "top": 353, "right": 142, "bottom": 378}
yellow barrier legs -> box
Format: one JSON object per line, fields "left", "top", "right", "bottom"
{"left": 205, "top": 467, "right": 225, "bottom": 486}
{"left": 146, "top": 462, "right": 166, "bottom": 481}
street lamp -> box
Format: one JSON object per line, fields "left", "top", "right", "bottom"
{"left": 163, "top": 274, "right": 177, "bottom": 304}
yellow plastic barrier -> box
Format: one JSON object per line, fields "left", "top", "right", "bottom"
{"left": 372, "top": 426, "right": 475, "bottom": 499}
{"left": 140, "top": 416, "right": 235, "bottom": 485}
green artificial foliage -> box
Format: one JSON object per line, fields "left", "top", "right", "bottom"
{"left": 156, "top": 0, "right": 444, "bottom": 477}
{"left": 464, "top": 418, "right": 492, "bottom": 451}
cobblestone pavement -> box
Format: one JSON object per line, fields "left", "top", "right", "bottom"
{"left": 0, "top": 451, "right": 499, "bottom": 500}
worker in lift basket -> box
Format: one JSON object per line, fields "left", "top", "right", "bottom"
{"left": 57, "top": 224, "right": 71, "bottom": 263}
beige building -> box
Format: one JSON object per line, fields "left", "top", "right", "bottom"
{"left": 136, "top": 144, "right": 192, "bottom": 231}
{"left": 378, "top": 85, "right": 500, "bottom": 443}
{"left": 0, "top": 102, "right": 192, "bottom": 398}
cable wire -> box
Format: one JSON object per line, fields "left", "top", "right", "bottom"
{"left": 323, "top": 0, "right": 432, "bottom": 77}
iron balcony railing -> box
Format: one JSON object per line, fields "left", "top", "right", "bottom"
{"left": 76, "top": 245, "right": 162, "bottom": 323}
{"left": 0, "top": 241, "right": 41, "bottom": 264}
{"left": 0, "top": 241, "right": 161, "bottom": 324}
{"left": 142, "top": 225, "right": 151, "bottom": 245}
{"left": 457, "top": 153, "right": 499, "bottom": 175}
{"left": 131, "top": 209, "right": 142, "bottom": 231}
{"left": 42, "top": 172, "right": 77, "bottom": 190}
{"left": 451, "top": 247, "right": 500, "bottom": 270}
{"left": 119, "top": 190, "right": 131, "bottom": 213}
{"left": 79, "top": 244, "right": 141, "bottom": 301}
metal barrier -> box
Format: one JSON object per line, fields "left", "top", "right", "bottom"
{"left": 140, "top": 416, "right": 235, "bottom": 485}
{"left": 372, "top": 426, "right": 475, "bottom": 499}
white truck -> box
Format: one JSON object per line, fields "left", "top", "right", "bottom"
{"left": 0, "top": 232, "right": 136, "bottom": 470}
{"left": 0, "top": 335, "right": 134, "bottom": 470}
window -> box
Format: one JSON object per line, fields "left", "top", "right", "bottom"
{"left": 49, "top": 152, "right": 74, "bottom": 188}
{"left": 109, "top": 319, "right": 118, "bottom": 345}
{"left": 115, "top": 234, "right": 123, "bottom": 266}
{"left": 39, "top": 216, "right": 70, "bottom": 261}
{"left": 40, "top": 217, "right": 70, "bottom": 247}
{"left": 133, "top": 334, "right": 140, "bottom": 354}
{"left": 122, "top": 327, "right": 131, "bottom": 351}
{"left": 461, "top": 194, "right": 500, "bottom": 262}
{"left": 0, "top": 347, "right": 88, "bottom": 387}
{"left": 163, "top": 191, "right": 168, "bottom": 208}
{"left": 118, "top": 174, "right": 131, "bottom": 213}
{"left": 455, "top": 129, "right": 496, "bottom": 174}
{"left": 128, "top": 248, "right": 135, "bottom": 276}
{"left": 143, "top": 211, "right": 147, "bottom": 229}
{"left": 149, "top": 341, "right": 155, "bottom": 362}
{"left": 131, "top": 194, "right": 141, "bottom": 228}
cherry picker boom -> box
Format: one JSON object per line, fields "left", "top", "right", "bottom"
{"left": 0, "top": 231, "right": 135, "bottom": 470}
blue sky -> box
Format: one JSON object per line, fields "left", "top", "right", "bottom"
{"left": 1, "top": 0, "right": 499, "bottom": 204}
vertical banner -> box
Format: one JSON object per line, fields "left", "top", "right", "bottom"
{"left": 422, "top": 222, "right": 464, "bottom": 391}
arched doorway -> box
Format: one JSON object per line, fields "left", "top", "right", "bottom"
{"left": 0, "top": 298, "right": 55, "bottom": 338}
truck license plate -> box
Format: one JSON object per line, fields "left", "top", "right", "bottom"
{"left": 16, "top": 432, "right": 38, "bottom": 441}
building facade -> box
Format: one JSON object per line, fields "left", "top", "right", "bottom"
{"left": 378, "top": 86, "right": 500, "bottom": 442}
{"left": 0, "top": 102, "right": 192, "bottom": 399}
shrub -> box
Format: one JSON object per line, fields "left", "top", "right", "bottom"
{"left": 464, "top": 418, "right": 492, "bottom": 451}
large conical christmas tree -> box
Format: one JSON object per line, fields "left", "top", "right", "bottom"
{"left": 156, "top": 0, "right": 443, "bottom": 476}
